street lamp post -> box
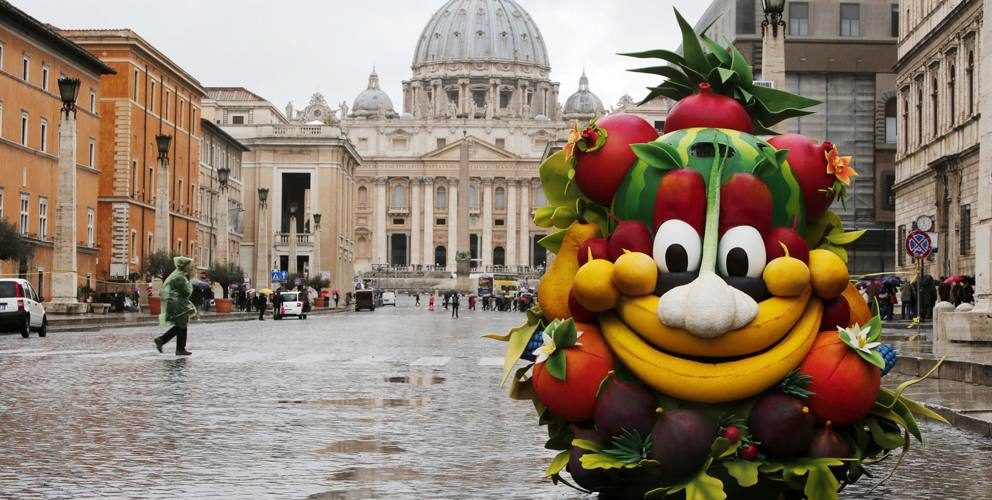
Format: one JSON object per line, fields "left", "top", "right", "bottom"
{"left": 52, "top": 76, "right": 81, "bottom": 306}
{"left": 255, "top": 187, "right": 269, "bottom": 290}
{"left": 215, "top": 165, "right": 231, "bottom": 264}
{"left": 312, "top": 212, "right": 321, "bottom": 284}
{"left": 761, "top": 0, "right": 787, "bottom": 131}
{"left": 288, "top": 202, "right": 299, "bottom": 277}
{"left": 153, "top": 134, "right": 172, "bottom": 252}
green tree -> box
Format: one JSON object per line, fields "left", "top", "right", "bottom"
{"left": 207, "top": 261, "right": 244, "bottom": 299}
{"left": 0, "top": 218, "right": 33, "bottom": 263}
{"left": 307, "top": 274, "right": 330, "bottom": 293}
{"left": 143, "top": 250, "right": 176, "bottom": 281}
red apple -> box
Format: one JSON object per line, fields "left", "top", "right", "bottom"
{"left": 578, "top": 238, "right": 610, "bottom": 266}
{"left": 608, "top": 219, "right": 653, "bottom": 262}
{"left": 653, "top": 168, "right": 707, "bottom": 235}
{"left": 573, "top": 114, "right": 659, "bottom": 205}
{"left": 719, "top": 173, "right": 773, "bottom": 235}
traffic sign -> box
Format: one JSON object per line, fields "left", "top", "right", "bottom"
{"left": 271, "top": 270, "right": 288, "bottom": 282}
{"left": 905, "top": 230, "right": 932, "bottom": 259}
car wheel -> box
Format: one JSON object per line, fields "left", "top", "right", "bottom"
{"left": 37, "top": 316, "right": 47, "bottom": 337}
{"left": 20, "top": 316, "right": 30, "bottom": 338}
{"left": 298, "top": 315, "right": 303, "bottom": 319}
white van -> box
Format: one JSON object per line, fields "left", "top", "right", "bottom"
{"left": 276, "top": 291, "right": 307, "bottom": 320}
{"left": 381, "top": 291, "right": 397, "bottom": 306}
{"left": 0, "top": 278, "right": 48, "bottom": 338}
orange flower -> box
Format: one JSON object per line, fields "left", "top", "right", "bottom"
{"left": 563, "top": 120, "right": 581, "bottom": 160}
{"left": 825, "top": 145, "right": 857, "bottom": 185}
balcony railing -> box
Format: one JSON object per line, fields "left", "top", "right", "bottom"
{"left": 274, "top": 232, "right": 312, "bottom": 245}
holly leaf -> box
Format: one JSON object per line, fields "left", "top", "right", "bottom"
{"left": 546, "top": 350, "right": 567, "bottom": 381}
{"left": 631, "top": 142, "right": 683, "bottom": 171}
{"left": 723, "top": 460, "right": 760, "bottom": 488}
{"left": 544, "top": 450, "right": 570, "bottom": 478}
{"left": 538, "top": 228, "right": 568, "bottom": 253}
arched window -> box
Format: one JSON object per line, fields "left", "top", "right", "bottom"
{"left": 535, "top": 186, "right": 547, "bottom": 207}
{"left": 436, "top": 186, "right": 447, "bottom": 209}
{"left": 495, "top": 187, "right": 506, "bottom": 210}
{"left": 434, "top": 245, "right": 446, "bottom": 267}
{"left": 884, "top": 98, "right": 897, "bottom": 144}
{"left": 916, "top": 86, "right": 923, "bottom": 145}
{"left": 358, "top": 185, "right": 368, "bottom": 205}
{"left": 931, "top": 77, "right": 939, "bottom": 136}
{"left": 948, "top": 64, "right": 956, "bottom": 123}
{"left": 469, "top": 185, "right": 479, "bottom": 209}
{"left": 901, "top": 95, "right": 909, "bottom": 150}
{"left": 967, "top": 51, "right": 975, "bottom": 114}
{"left": 391, "top": 184, "right": 406, "bottom": 208}
{"left": 493, "top": 246, "right": 505, "bottom": 266}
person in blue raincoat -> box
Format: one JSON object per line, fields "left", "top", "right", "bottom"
{"left": 153, "top": 256, "right": 196, "bottom": 355}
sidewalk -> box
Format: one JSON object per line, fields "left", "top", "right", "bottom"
{"left": 880, "top": 318, "right": 992, "bottom": 437}
{"left": 43, "top": 306, "right": 348, "bottom": 333}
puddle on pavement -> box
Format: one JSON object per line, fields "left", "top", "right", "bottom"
{"left": 317, "top": 438, "right": 405, "bottom": 454}
{"left": 384, "top": 375, "right": 445, "bottom": 386}
{"left": 307, "top": 488, "right": 381, "bottom": 500}
{"left": 277, "top": 398, "right": 430, "bottom": 407}
{"left": 327, "top": 466, "right": 420, "bottom": 482}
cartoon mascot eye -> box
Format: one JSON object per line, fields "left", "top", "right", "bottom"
{"left": 718, "top": 226, "right": 767, "bottom": 278}
{"left": 653, "top": 220, "right": 702, "bottom": 273}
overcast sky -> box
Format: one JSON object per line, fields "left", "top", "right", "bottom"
{"left": 22, "top": 0, "right": 708, "bottom": 113}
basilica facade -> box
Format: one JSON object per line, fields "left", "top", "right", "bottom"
{"left": 287, "top": 0, "right": 607, "bottom": 274}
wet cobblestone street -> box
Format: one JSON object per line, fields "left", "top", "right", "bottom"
{"left": 2, "top": 300, "right": 990, "bottom": 499}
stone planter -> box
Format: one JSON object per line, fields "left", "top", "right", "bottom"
{"left": 315, "top": 297, "right": 327, "bottom": 308}
{"left": 148, "top": 296, "right": 161, "bottom": 315}
{"left": 456, "top": 259, "right": 471, "bottom": 275}
{"left": 215, "top": 297, "right": 233, "bottom": 313}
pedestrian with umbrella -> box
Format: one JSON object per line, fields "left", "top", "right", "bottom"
{"left": 153, "top": 256, "right": 196, "bottom": 356}
{"left": 256, "top": 288, "right": 271, "bottom": 320}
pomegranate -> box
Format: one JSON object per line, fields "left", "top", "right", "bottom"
{"left": 573, "top": 114, "right": 659, "bottom": 205}
{"left": 767, "top": 134, "right": 836, "bottom": 221}
{"left": 663, "top": 83, "right": 753, "bottom": 134}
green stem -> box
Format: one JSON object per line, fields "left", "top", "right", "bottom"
{"left": 699, "top": 138, "right": 726, "bottom": 273}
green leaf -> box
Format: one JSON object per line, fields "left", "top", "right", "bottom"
{"left": 538, "top": 228, "right": 568, "bottom": 253}
{"left": 889, "top": 390, "right": 950, "bottom": 424}
{"left": 508, "top": 364, "right": 536, "bottom": 400}
{"left": 866, "top": 416, "right": 906, "bottom": 449}
{"left": 863, "top": 314, "right": 883, "bottom": 342}
{"left": 716, "top": 67, "right": 738, "bottom": 85}
{"left": 723, "top": 460, "right": 760, "bottom": 488}
{"left": 751, "top": 157, "right": 778, "bottom": 179}
{"left": 548, "top": 318, "right": 579, "bottom": 348}
{"left": 538, "top": 151, "right": 583, "bottom": 206}
{"left": 619, "top": 48, "right": 685, "bottom": 65}
{"left": 602, "top": 429, "right": 653, "bottom": 464}
{"left": 700, "top": 33, "right": 731, "bottom": 65}
{"left": 728, "top": 44, "right": 754, "bottom": 88}
{"left": 546, "top": 350, "right": 567, "bottom": 381}
{"left": 684, "top": 470, "right": 727, "bottom": 500}
{"left": 544, "top": 450, "right": 570, "bottom": 477}
{"left": 825, "top": 229, "right": 866, "bottom": 246}
{"left": 673, "top": 7, "right": 710, "bottom": 76}
{"left": 628, "top": 65, "right": 691, "bottom": 86}
{"left": 550, "top": 206, "right": 579, "bottom": 229}
{"left": 582, "top": 204, "right": 613, "bottom": 237}
{"left": 533, "top": 206, "right": 556, "bottom": 227}
{"left": 709, "top": 437, "right": 739, "bottom": 460}
{"left": 571, "top": 438, "right": 603, "bottom": 453}
{"left": 856, "top": 349, "right": 887, "bottom": 370}
{"left": 483, "top": 320, "right": 539, "bottom": 386}
{"left": 749, "top": 84, "right": 821, "bottom": 114}
{"left": 631, "top": 142, "right": 683, "bottom": 171}
{"left": 803, "top": 464, "right": 840, "bottom": 500}
{"left": 579, "top": 452, "right": 642, "bottom": 470}
{"left": 890, "top": 355, "right": 945, "bottom": 402}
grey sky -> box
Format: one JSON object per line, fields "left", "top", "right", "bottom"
{"left": 21, "top": 0, "right": 708, "bottom": 113}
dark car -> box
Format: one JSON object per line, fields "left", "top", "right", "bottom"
{"left": 354, "top": 290, "right": 375, "bottom": 312}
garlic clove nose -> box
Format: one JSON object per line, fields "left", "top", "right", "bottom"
{"left": 657, "top": 273, "right": 759, "bottom": 338}
{"left": 730, "top": 286, "right": 759, "bottom": 329}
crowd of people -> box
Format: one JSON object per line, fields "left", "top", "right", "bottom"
{"left": 409, "top": 289, "right": 534, "bottom": 318}
{"left": 858, "top": 274, "right": 975, "bottom": 321}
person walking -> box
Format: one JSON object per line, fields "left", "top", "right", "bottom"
{"left": 333, "top": 291, "right": 340, "bottom": 309}
{"left": 256, "top": 292, "right": 267, "bottom": 320}
{"left": 153, "top": 256, "right": 196, "bottom": 356}
{"left": 901, "top": 282, "right": 916, "bottom": 320}
{"left": 415, "top": 292, "right": 421, "bottom": 308}
{"left": 428, "top": 293, "right": 435, "bottom": 311}
{"left": 451, "top": 292, "right": 460, "bottom": 319}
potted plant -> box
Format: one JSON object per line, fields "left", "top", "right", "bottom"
{"left": 308, "top": 275, "right": 331, "bottom": 307}
{"left": 455, "top": 251, "right": 471, "bottom": 275}
{"left": 142, "top": 250, "right": 176, "bottom": 315}
{"left": 207, "top": 261, "right": 244, "bottom": 314}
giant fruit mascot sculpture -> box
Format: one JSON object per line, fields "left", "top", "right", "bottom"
{"left": 487, "top": 9, "right": 945, "bottom": 500}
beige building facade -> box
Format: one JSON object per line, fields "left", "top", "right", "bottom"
{"left": 893, "top": 0, "right": 982, "bottom": 278}
{"left": 196, "top": 119, "right": 247, "bottom": 273}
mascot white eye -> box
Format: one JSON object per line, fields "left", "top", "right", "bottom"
{"left": 654, "top": 219, "right": 702, "bottom": 273}
{"left": 717, "top": 226, "right": 766, "bottom": 278}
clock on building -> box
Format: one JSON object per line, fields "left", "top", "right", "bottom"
{"left": 915, "top": 215, "right": 934, "bottom": 232}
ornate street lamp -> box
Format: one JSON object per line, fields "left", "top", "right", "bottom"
{"left": 762, "top": 0, "right": 786, "bottom": 37}
{"left": 258, "top": 187, "right": 269, "bottom": 208}
{"left": 155, "top": 134, "right": 172, "bottom": 159}
{"left": 217, "top": 165, "right": 231, "bottom": 189}
{"left": 57, "top": 76, "right": 81, "bottom": 117}
{"left": 288, "top": 202, "right": 299, "bottom": 216}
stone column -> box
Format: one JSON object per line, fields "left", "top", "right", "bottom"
{"left": 255, "top": 196, "right": 269, "bottom": 290}
{"left": 422, "top": 177, "right": 434, "bottom": 267}
{"left": 432, "top": 80, "right": 443, "bottom": 118}
{"left": 447, "top": 178, "right": 458, "bottom": 271}
{"left": 154, "top": 143, "right": 171, "bottom": 252}
{"left": 481, "top": 177, "right": 494, "bottom": 267}
{"left": 761, "top": 15, "right": 787, "bottom": 133}
{"left": 457, "top": 139, "right": 471, "bottom": 259}
{"left": 459, "top": 78, "right": 470, "bottom": 115}
{"left": 410, "top": 177, "right": 422, "bottom": 266}
{"left": 312, "top": 217, "right": 321, "bottom": 278}
{"left": 374, "top": 176, "right": 387, "bottom": 264}
{"left": 288, "top": 211, "right": 298, "bottom": 274}
{"left": 216, "top": 187, "right": 230, "bottom": 264}
{"left": 52, "top": 105, "right": 78, "bottom": 304}
{"left": 506, "top": 179, "right": 518, "bottom": 268}
{"left": 519, "top": 179, "right": 531, "bottom": 267}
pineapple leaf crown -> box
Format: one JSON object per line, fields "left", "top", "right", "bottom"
{"left": 601, "top": 429, "right": 653, "bottom": 465}
{"left": 778, "top": 369, "right": 816, "bottom": 398}
{"left": 621, "top": 8, "right": 821, "bottom": 135}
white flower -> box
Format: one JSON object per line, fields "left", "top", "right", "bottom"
{"left": 840, "top": 323, "right": 881, "bottom": 353}
{"left": 532, "top": 330, "right": 583, "bottom": 364}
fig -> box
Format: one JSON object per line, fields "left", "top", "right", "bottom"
{"left": 567, "top": 426, "right": 610, "bottom": 491}
{"left": 573, "top": 113, "right": 659, "bottom": 205}
{"left": 607, "top": 219, "right": 653, "bottom": 262}
{"left": 594, "top": 373, "right": 658, "bottom": 441}
{"left": 650, "top": 409, "right": 717, "bottom": 481}
{"left": 578, "top": 238, "right": 610, "bottom": 266}
{"left": 808, "top": 421, "right": 851, "bottom": 459}
{"left": 820, "top": 296, "right": 851, "bottom": 332}
{"left": 748, "top": 392, "right": 815, "bottom": 458}
{"left": 664, "top": 83, "right": 753, "bottom": 134}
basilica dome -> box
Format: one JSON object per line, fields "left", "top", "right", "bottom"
{"left": 412, "top": 0, "right": 550, "bottom": 69}
{"left": 563, "top": 71, "right": 604, "bottom": 119}
{"left": 352, "top": 70, "right": 397, "bottom": 118}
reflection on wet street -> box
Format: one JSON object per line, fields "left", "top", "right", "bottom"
{"left": 1, "top": 301, "right": 990, "bottom": 499}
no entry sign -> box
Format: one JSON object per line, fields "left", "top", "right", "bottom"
{"left": 905, "top": 230, "right": 932, "bottom": 259}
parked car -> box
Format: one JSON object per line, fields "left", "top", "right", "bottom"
{"left": 0, "top": 278, "right": 47, "bottom": 338}
{"left": 275, "top": 291, "right": 307, "bottom": 320}
{"left": 381, "top": 291, "right": 397, "bottom": 306}
{"left": 354, "top": 290, "right": 375, "bottom": 312}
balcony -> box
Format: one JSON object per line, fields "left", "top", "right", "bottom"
{"left": 274, "top": 232, "right": 312, "bottom": 245}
